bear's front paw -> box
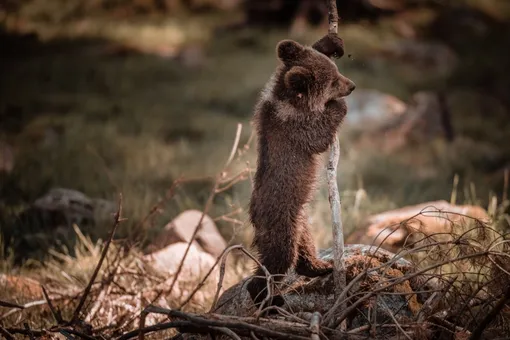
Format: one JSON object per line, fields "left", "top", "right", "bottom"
{"left": 312, "top": 33, "right": 345, "bottom": 59}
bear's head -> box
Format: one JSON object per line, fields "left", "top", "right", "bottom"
{"left": 275, "top": 39, "right": 355, "bottom": 112}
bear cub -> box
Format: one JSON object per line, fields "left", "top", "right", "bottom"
{"left": 247, "top": 34, "right": 356, "bottom": 307}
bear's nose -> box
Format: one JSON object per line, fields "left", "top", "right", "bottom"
{"left": 348, "top": 81, "right": 356, "bottom": 93}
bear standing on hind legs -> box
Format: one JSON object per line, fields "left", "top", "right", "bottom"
{"left": 247, "top": 33, "right": 356, "bottom": 307}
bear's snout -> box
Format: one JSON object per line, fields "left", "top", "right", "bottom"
{"left": 346, "top": 80, "right": 356, "bottom": 94}
{"left": 336, "top": 75, "right": 356, "bottom": 97}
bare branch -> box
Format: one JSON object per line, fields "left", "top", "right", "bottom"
{"left": 0, "top": 300, "right": 24, "bottom": 309}
{"left": 71, "top": 193, "right": 124, "bottom": 324}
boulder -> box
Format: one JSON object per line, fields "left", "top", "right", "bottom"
{"left": 143, "top": 242, "right": 220, "bottom": 308}
{"left": 6, "top": 188, "right": 116, "bottom": 263}
{"left": 144, "top": 242, "right": 216, "bottom": 279}
{"left": 347, "top": 200, "right": 490, "bottom": 253}
{"left": 351, "top": 91, "right": 448, "bottom": 153}
{"left": 344, "top": 89, "right": 407, "bottom": 132}
{"left": 150, "top": 210, "right": 227, "bottom": 258}
{"left": 183, "top": 245, "right": 432, "bottom": 339}
{"left": 32, "top": 188, "right": 116, "bottom": 229}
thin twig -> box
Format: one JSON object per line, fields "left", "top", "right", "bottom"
{"left": 469, "top": 284, "right": 510, "bottom": 340}
{"left": 71, "top": 193, "right": 124, "bottom": 324}
{"left": 180, "top": 244, "right": 242, "bottom": 310}
{"left": 0, "top": 326, "right": 14, "bottom": 340}
{"left": 23, "top": 323, "right": 35, "bottom": 340}
{"left": 0, "top": 299, "right": 47, "bottom": 320}
{"left": 0, "top": 300, "right": 24, "bottom": 309}
{"left": 224, "top": 123, "right": 243, "bottom": 168}
{"left": 380, "top": 299, "right": 412, "bottom": 340}
{"left": 59, "top": 329, "right": 78, "bottom": 339}
{"left": 42, "top": 285, "right": 63, "bottom": 324}
{"left": 209, "top": 244, "right": 244, "bottom": 312}
{"left": 138, "top": 310, "right": 147, "bottom": 340}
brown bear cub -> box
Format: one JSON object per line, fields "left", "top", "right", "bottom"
{"left": 247, "top": 34, "right": 356, "bottom": 307}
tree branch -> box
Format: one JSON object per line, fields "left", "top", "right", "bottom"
{"left": 325, "top": 0, "right": 346, "bottom": 330}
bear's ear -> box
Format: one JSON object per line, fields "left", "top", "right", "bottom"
{"left": 277, "top": 40, "right": 304, "bottom": 64}
{"left": 284, "top": 66, "right": 312, "bottom": 93}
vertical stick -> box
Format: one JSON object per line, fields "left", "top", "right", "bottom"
{"left": 326, "top": 0, "right": 346, "bottom": 330}
{"left": 328, "top": 0, "right": 338, "bottom": 34}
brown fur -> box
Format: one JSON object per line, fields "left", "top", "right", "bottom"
{"left": 247, "top": 35, "right": 356, "bottom": 307}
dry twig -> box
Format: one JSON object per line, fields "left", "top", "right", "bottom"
{"left": 324, "top": 0, "right": 347, "bottom": 330}
{"left": 71, "top": 193, "right": 124, "bottom": 324}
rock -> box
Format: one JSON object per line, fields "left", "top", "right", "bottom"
{"left": 144, "top": 242, "right": 216, "bottom": 279}
{"left": 351, "top": 91, "right": 448, "bottom": 153}
{"left": 182, "top": 245, "right": 431, "bottom": 339}
{"left": 344, "top": 89, "right": 407, "bottom": 132}
{"left": 150, "top": 210, "right": 227, "bottom": 258}
{"left": 32, "top": 188, "right": 116, "bottom": 228}
{"left": 0, "top": 141, "right": 14, "bottom": 173}
{"left": 347, "top": 200, "right": 490, "bottom": 253}
{"left": 143, "top": 242, "right": 220, "bottom": 308}
{"left": 0, "top": 274, "right": 43, "bottom": 299}
{"left": 7, "top": 188, "right": 117, "bottom": 263}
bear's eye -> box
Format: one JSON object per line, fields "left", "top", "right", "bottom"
{"left": 332, "top": 80, "right": 340, "bottom": 87}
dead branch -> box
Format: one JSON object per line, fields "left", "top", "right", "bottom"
{"left": 42, "top": 285, "right": 63, "bottom": 324}
{"left": 209, "top": 244, "right": 244, "bottom": 311}
{"left": 139, "top": 306, "right": 361, "bottom": 340}
{"left": 324, "top": 0, "right": 347, "bottom": 330}
{"left": 71, "top": 193, "right": 124, "bottom": 324}
{"left": 0, "top": 299, "right": 47, "bottom": 320}
{"left": 117, "top": 321, "right": 192, "bottom": 340}
{"left": 309, "top": 312, "right": 321, "bottom": 340}
{"left": 0, "top": 300, "right": 24, "bottom": 309}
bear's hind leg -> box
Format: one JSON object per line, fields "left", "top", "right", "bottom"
{"left": 295, "top": 227, "right": 333, "bottom": 277}
{"left": 246, "top": 221, "right": 299, "bottom": 307}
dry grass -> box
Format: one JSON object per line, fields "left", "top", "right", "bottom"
{"left": 1, "top": 200, "right": 508, "bottom": 339}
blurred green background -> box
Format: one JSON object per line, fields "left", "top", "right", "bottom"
{"left": 1, "top": 0, "right": 510, "bottom": 265}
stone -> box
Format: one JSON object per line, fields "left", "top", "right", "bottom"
{"left": 150, "top": 210, "right": 227, "bottom": 258}
{"left": 351, "top": 91, "right": 449, "bottom": 153}
{"left": 32, "top": 188, "right": 116, "bottom": 228}
{"left": 344, "top": 89, "right": 407, "bottom": 132}
{"left": 182, "top": 245, "right": 432, "bottom": 339}
{"left": 143, "top": 242, "right": 220, "bottom": 308}
{"left": 347, "top": 200, "right": 490, "bottom": 253}
{"left": 144, "top": 242, "right": 216, "bottom": 279}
